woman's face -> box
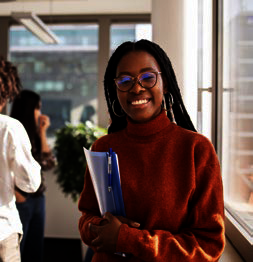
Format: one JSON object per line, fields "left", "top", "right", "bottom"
{"left": 34, "top": 101, "right": 41, "bottom": 126}
{"left": 116, "top": 51, "right": 166, "bottom": 123}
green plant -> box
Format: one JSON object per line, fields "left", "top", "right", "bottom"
{"left": 54, "top": 121, "right": 107, "bottom": 202}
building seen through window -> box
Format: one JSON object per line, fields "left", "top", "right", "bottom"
{"left": 9, "top": 23, "right": 151, "bottom": 137}
{"left": 10, "top": 24, "right": 99, "bottom": 136}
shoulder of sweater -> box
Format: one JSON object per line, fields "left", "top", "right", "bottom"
{"left": 171, "top": 124, "right": 218, "bottom": 164}
{"left": 92, "top": 130, "right": 124, "bottom": 151}
{"left": 172, "top": 123, "right": 213, "bottom": 146}
{"left": 174, "top": 126, "right": 220, "bottom": 167}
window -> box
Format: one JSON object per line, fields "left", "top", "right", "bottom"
{"left": 110, "top": 23, "right": 152, "bottom": 52}
{"left": 221, "top": 0, "right": 253, "bottom": 253}
{"left": 198, "top": 0, "right": 253, "bottom": 259}
{"left": 9, "top": 24, "right": 99, "bottom": 137}
{"left": 9, "top": 19, "right": 151, "bottom": 136}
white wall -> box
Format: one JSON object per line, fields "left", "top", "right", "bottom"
{"left": 152, "top": 0, "right": 198, "bottom": 126}
{"left": 44, "top": 169, "right": 81, "bottom": 238}
{"left": 44, "top": 169, "right": 88, "bottom": 258}
{"left": 152, "top": 0, "right": 185, "bottom": 93}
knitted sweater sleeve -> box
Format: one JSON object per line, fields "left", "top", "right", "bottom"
{"left": 78, "top": 143, "right": 105, "bottom": 246}
{"left": 116, "top": 138, "right": 225, "bottom": 261}
{"left": 78, "top": 167, "right": 106, "bottom": 246}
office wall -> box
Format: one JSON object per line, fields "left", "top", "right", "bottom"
{"left": 152, "top": 0, "right": 198, "bottom": 126}
{"left": 44, "top": 169, "right": 80, "bottom": 238}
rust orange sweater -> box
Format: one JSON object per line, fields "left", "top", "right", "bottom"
{"left": 78, "top": 110, "right": 225, "bottom": 261}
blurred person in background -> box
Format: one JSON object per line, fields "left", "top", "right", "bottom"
{"left": 0, "top": 57, "right": 41, "bottom": 262}
{"left": 11, "top": 89, "right": 55, "bottom": 262}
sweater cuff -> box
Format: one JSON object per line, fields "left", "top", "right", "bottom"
{"left": 116, "top": 223, "right": 138, "bottom": 255}
{"left": 80, "top": 216, "right": 104, "bottom": 243}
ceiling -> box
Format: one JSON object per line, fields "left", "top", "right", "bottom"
{"left": 0, "top": 0, "right": 151, "bottom": 16}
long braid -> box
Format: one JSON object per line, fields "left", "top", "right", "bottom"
{"left": 104, "top": 44, "right": 131, "bottom": 134}
{"left": 103, "top": 40, "right": 197, "bottom": 134}
{"left": 137, "top": 41, "right": 197, "bottom": 132}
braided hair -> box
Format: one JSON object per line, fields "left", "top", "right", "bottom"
{"left": 0, "top": 56, "right": 21, "bottom": 106}
{"left": 104, "top": 39, "right": 197, "bottom": 134}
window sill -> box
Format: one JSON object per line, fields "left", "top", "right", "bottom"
{"left": 225, "top": 209, "right": 253, "bottom": 262}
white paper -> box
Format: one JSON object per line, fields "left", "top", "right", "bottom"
{"left": 83, "top": 147, "right": 116, "bottom": 216}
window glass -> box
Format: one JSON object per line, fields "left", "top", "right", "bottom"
{"left": 110, "top": 23, "right": 152, "bottom": 52}
{"left": 222, "top": 0, "right": 253, "bottom": 240}
{"left": 9, "top": 24, "right": 98, "bottom": 137}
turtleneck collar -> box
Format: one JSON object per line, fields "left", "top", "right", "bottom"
{"left": 125, "top": 109, "right": 171, "bottom": 137}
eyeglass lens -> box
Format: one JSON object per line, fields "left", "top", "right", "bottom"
{"left": 116, "top": 72, "right": 157, "bottom": 91}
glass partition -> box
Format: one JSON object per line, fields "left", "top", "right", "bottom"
{"left": 221, "top": 0, "right": 253, "bottom": 242}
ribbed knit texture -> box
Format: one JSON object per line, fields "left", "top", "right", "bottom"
{"left": 78, "top": 110, "right": 225, "bottom": 261}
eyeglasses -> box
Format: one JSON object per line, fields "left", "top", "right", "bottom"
{"left": 114, "top": 71, "right": 162, "bottom": 92}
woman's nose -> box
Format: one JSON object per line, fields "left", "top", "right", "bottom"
{"left": 129, "top": 80, "right": 145, "bottom": 94}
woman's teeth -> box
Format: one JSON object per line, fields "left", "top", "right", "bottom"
{"left": 132, "top": 99, "right": 148, "bottom": 105}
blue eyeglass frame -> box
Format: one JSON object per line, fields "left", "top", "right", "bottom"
{"left": 114, "top": 71, "right": 162, "bottom": 92}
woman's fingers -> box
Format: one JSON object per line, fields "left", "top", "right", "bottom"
{"left": 117, "top": 216, "right": 140, "bottom": 228}
{"left": 89, "top": 213, "right": 121, "bottom": 253}
{"left": 39, "top": 114, "right": 50, "bottom": 129}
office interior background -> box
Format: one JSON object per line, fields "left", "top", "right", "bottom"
{"left": 0, "top": 0, "right": 252, "bottom": 261}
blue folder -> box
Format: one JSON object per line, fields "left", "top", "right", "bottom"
{"left": 83, "top": 147, "right": 129, "bottom": 258}
{"left": 83, "top": 147, "right": 126, "bottom": 217}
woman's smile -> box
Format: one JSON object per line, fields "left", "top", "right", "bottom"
{"left": 131, "top": 99, "right": 150, "bottom": 105}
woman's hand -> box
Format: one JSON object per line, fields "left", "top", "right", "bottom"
{"left": 39, "top": 114, "right": 50, "bottom": 133}
{"left": 39, "top": 114, "right": 51, "bottom": 153}
{"left": 116, "top": 216, "right": 140, "bottom": 228}
{"left": 89, "top": 212, "right": 140, "bottom": 253}
{"left": 15, "top": 190, "right": 27, "bottom": 203}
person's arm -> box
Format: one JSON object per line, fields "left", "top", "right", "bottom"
{"left": 8, "top": 120, "right": 41, "bottom": 193}
{"left": 39, "top": 114, "right": 51, "bottom": 153}
{"left": 38, "top": 114, "right": 56, "bottom": 171}
{"left": 78, "top": 167, "right": 105, "bottom": 246}
{"left": 78, "top": 168, "right": 140, "bottom": 248}
{"left": 113, "top": 162, "right": 225, "bottom": 261}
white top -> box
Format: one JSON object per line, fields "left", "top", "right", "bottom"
{"left": 0, "top": 114, "right": 41, "bottom": 241}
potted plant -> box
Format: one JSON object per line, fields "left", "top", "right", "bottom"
{"left": 54, "top": 121, "right": 107, "bottom": 202}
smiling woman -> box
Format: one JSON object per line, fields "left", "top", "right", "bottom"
{"left": 78, "top": 39, "right": 225, "bottom": 261}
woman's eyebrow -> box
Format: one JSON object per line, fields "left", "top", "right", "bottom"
{"left": 116, "top": 71, "right": 131, "bottom": 77}
{"left": 139, "top": 67, "right": 157, "bottom": 73}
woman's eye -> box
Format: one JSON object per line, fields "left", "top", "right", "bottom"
{"left": 141, "top": 73, "right": 155, "bottom": 81}
{"left": 119, "top": 77, "right": 132, "bottom": 85}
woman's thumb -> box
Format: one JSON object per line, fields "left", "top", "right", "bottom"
{"left": 130, "top": 221, "right": 140, "bottom": 228}
{"left": 104, "top": 211, "right": 113, "bottom": 221}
